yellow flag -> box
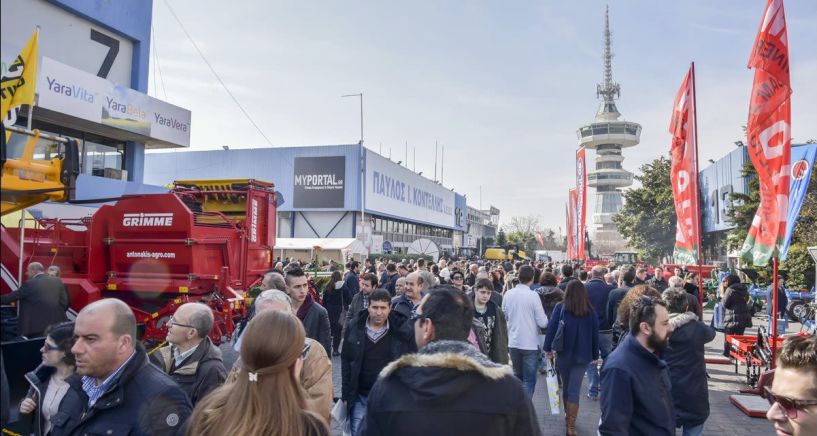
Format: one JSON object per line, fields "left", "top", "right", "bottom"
{"left": 1, "top": 30, "right": 39, "bottom": 127}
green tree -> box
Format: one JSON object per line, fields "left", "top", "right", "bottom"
{"left": 725, "top": 160, "right": 760, "bottom": 252}
{"left": 612, "top": 156, "right": 676, "bottom": 263}
{"left": 495, "top": 229, "right": 507, "bottom": 246}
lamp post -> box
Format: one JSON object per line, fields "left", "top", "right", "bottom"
{"left": 342, "top": 92, "right": 366, "bottom": 246}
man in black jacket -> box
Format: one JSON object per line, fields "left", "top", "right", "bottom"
{"left": 599, "top": 296, "right": 675, "bottom": 435}
{"left": 606, "top": 266, "right": 636, "bottom": 347}
{"left": 360, "top": 287, "right": 540, "bottom": 436}
{"left": 661, "top": 289, "right": 716, "bottom": 436}
{"left": 342, "top": 289, "right": 413, "bottom": 435}
{"left": 1, "top": 262, "right": 69, "bottom": 338}
{"left": 558, "top": 264, "right": 577, "bottom": 291}
{"left": 287, "top": 268, "right": 332, "bottom": 355}
{"left": 52, "top": 298, "right": 191, "bottom": 436}
{"left": 382, "top": 264, "right": 400, "bottom": 296}
{"left": 344, "top": 261, "right": 361, "bottom": 296}
{"left": 149, "top": 302, "right": 226, "bottom": 405}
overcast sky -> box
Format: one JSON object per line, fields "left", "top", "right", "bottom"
{"left": 147, "top": 0, "right": 817, "bottom": 232}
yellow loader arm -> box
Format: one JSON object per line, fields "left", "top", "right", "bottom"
{"left": 1, "top": 124, "right": 79, "bottom": 216}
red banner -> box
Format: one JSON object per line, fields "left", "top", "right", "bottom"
{"left": 740, "top": 0, "right": 792, "bottom": 266}
{"left": 575, "top": 147, "right": 587, "bottom": 260}
{"left": 669, "top": 66, "right": 701, "bottom": 265}
{"left": 567, "top": 189, "right": 578, "bottom": 260}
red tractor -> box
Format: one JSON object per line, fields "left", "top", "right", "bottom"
{"left": 1, "top": 179, "right": 278, "bottom": 346}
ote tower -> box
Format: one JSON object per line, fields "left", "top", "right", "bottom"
{"left": 576, "top": 6, "right": 641, "bottom": 255}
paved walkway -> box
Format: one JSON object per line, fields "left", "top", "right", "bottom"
{"left": 325, "top": 307, "right": 803, "bottom": 435}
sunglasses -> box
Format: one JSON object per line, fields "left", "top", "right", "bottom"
{"left": 301, "top": 342, "right": 311, "bottom": 359}
{"left": 765, "top": 386, "right": 817, "bottom": 419}
{"left": 410, "top": 312, "right": 428, "bottom": 323}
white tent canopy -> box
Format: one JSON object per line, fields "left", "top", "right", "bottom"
{"left": 274, "top": 238, "right": 368, "bottom": 264}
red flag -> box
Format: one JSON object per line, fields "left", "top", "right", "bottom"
{"left": 565, "top": 202, "right": 572, "bottom": 259}
{"left": 669, "top": 66, "right": 701, "bottom": 265}
{"left": 568, "top": 189, "right": 578, "bottom": 260}
{"left": 740, "top": 0, "right": 792, "bottom": 266}
{"left": 575, "top": 147, "right": 588, "bottom": 260}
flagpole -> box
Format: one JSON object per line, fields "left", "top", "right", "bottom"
{"left": 25, "top": 26, "right": 40, "bottom": 131}
{"left": 690, "top": 62, "right": 705, "bottom": 309}
{"left": 771, "top": 256, "right": 779, "bottom": 368}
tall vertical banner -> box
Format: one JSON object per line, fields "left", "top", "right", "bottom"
{"left": 565, "top": 203, "right": 572, "bottom": 259}
{"left": 669, "top": 66, "right": 701, "bottom": 265}
{"left": 568, "top": 189, "right": 578, "bottom": 260}
{"left": 740, "top": 0, "right": 792, "bottom": 266}
{"left": 1, "top": 30, "right": 38, "bottom": 127}
{"left": 575, "top": 147, "right": 587, "bottom": 260}
{"left": 781, "top": 144, "right": 817, "bottom": 259}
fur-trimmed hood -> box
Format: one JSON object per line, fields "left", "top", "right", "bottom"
{"left": 668, "top": 312, "right": 698, "bottom": 330}
{"left": 378, "top": 340, "right": 512, "bottom": 401}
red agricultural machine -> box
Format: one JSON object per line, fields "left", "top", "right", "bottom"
{"left": 1, "top": 178, "right": 278, "bottom": 346}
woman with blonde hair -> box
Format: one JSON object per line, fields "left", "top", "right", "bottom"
{"left": 186, "top": 310, "right": 328, "bottom": 436}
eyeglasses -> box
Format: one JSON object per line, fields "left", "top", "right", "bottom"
{"left": 452, "top": 276, "right": 464, "bottom": 281}
{"left": 168, "top": 316, "right": 195, "bottom": 329}
{"left": 765, "top": 386, "right": 817, "bottom": 419}
{"left": 301, "top": 342, "right": 311, "bottom": 359}
{"left": 42, "top": 343, "right": 60, "bottom": 352}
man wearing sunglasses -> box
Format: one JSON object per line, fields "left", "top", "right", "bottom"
{"left": 766, "top": 335, "right": 817, "bottom": 436}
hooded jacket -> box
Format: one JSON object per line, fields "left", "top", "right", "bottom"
{"left": 23, "top": 364, "right": 77, "bottom": 436}
{"left": 341, "top": 308, "right": 414, "bottom": 401}
{"left": 149, "top": 337, "right": 226, "bottom": 405}
{"left": 468, "top": 294, "right": 510, "bottom": 364}
{"left": 50, "top": 344, "right": 192, "bottom": 436}
{"left": 664, "top": 312, "right": 716, "bottom": 427}
{"left": 599, "top": 334, "right": 675, "bottom": 436}
{"left": 536, "top": 285, "right": 564, "bottom": 320}
{"left": 359, "top": 340, "right": 540, "bottom": 436}
{"left": 722, "top": 283, "right": 752, "bottom": 330}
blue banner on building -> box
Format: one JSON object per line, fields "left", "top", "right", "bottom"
{"left": 781, "top": 144, "right": 817, "bottom": 260}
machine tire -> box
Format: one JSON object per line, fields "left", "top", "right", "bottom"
{"left": 788, "top": 301, "right": 805, "bottom": 322}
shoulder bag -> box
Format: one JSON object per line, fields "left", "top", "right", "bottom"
{"left": 552, "top": 304, "right": 566, "bottom": 353}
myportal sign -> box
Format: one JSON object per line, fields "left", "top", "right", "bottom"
{"left": 365, "top": 150, "right": 457, "bottom": 229}
{"left": 36, "top": 57, "right": 191, "bottom": 147}
{"left": 293, "top": 156, "right": 345, "bottom": 208}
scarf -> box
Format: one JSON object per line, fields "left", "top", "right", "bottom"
{"left": 296, "top": 294, "right": 314, "bottom": 321}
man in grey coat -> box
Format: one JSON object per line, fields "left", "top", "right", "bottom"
{"left": 1, "top": 262, "right": 69, "bottom": 337}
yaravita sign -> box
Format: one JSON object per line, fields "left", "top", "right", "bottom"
{"left": 37, "top": 57, "right": 191, "bottom": 148}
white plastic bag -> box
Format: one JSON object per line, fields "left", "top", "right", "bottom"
{"left": 331, "top": 399, "right": 352, "bottom": 436}
{"left": 545, "top": 358, "right": 562, "bottom": 415}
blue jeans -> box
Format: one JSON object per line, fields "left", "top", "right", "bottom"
{"left": 586, "top": 331, "right": 613, "bottom": 398}
{"left": 681, "top": 423, "right": 704, "bottom": 436}
{"left": 350, "top": 393, "right": 368, "bottom": 436}
{"left": 556, "top": 359, "right": 588, "bottom": 404}
{"left": 510, "top": 348, "right": 539, "bottom": 397}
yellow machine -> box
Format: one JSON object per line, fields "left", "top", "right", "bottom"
{"left": 1, "top": 124, "right": 79, "bottom": 216}
{"left": 484, "top": 246, "right": 529, "bottom": 261}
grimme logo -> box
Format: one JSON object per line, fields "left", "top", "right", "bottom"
{"left": 122, "top": 213, "right": 173, "bottom": 227}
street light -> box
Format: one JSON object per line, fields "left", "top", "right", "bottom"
{"left": 341, "top": 93, "right": 363, "bottom": 145}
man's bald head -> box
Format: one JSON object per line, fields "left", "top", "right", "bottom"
{"left": 80, "top": 298, "right": 137, "bottom": 341}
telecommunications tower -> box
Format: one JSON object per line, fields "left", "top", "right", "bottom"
{"left": 576, "top": 6, "right": 641, "bottom": 254}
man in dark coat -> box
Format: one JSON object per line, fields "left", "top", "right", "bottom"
{"left": 287, "top": 268, "right": 332, "bottom": 355}
{"left": 605, "top": 267, "right": 636, "bottom": 347}
{"left": 360, "top": 287, "right": 540, "bottom": 436}
{"left": 661, "top": 289, "right": 716, "bottom": 435}
{"left": 382, "top": 264, "right": 400, "bottom": 296}
{"left": 1, "top": 262, "right": 69, "bottom": 338}
{"left": 584, "top": 265, "right": 616, "bottom": 400}
{"left": 344, "top": 261, "right": 361, "bottom": 296}
{"left": 721, "top": 274, "right": 752, "bottom": 356}
{"left": 558, "top": 264, "right": 578, "bottom": 291}
{"left": 149, "top": 302, "right": 226, "bottom": 405}
{"left": 599, "top": 297, "right": 675, "bottom": 435}
{"left": 52, "top": 299, "right": 191, "bottom": 436}
{"left": 342, "top": 289, "right": 414, "bottom": 435}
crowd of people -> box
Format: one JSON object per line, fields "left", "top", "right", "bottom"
{"left": 1, "top": 256, "right": 815, "bottom": 436}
